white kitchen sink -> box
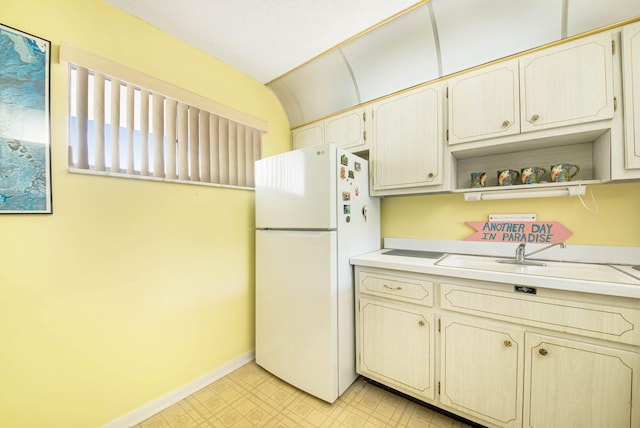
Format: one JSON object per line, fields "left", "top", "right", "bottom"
{"left": 436, "top": 254, "right": 640, "bottom": 285}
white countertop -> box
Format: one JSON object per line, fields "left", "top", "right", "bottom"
{"left": 350, "top": 241, "right": 640, "bottom": 299}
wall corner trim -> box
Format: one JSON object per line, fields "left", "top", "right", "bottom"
{"left": 102, "top": 350, "right": 255, "bottom": 428}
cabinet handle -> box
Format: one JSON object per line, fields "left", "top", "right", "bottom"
{"left": 418, "top": 320, "right": 425, "bottom": 327}
{"left": 383, "top": 284, "right": 402, "bottom": 291}
{"left": 504, "top": 340, "right": 512, "bottom": 347}
{"left": 538, "top": 348, "right": 548, "bottom": 356}
{"left": 427, "top": 172, "right": 434, "bottom": 179}
{"left": 531, "top": 114, "right": 540, "bottom": 122}
{"left": 502, "top": 120, "right": 510, "bottom": 128}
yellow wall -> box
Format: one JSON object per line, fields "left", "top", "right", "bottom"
{"left": 2, "top": 1, "right": 639, "bottom": 426}
{"left": 382, "top": 182, "right": 640, "bottom": 246}
{"left": 0, "top": 1, "right": 290, "bottom": 427}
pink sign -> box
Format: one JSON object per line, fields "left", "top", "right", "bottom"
{"left": 465, "top": 221, "right": 572, "bottom": 243}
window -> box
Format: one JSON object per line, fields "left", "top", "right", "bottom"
{"left": 62, "top": 44, "right": 266, "bottom": 189}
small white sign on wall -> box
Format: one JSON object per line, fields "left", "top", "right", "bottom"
{"left": 489, "top": 213, "right": 536, "bottom": 222}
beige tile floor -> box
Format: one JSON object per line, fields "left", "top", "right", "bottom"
{"left": 135, "top": 361, "right": 473, "bottom": 428}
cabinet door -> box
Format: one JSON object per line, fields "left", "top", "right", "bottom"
{"left": 358, "top": 296, "right": 435, "bottom": 401}
{"left": 520, "top": 31, "right": 614, "bottom": 132}
{"left": 325, "top": 108, "right": 366, "bottom": 151}
{"left": 623, "top": 21, "right": 640, "bottom": 170}
{"left": 371, "top": 85, "right": 443, "bottom": 192}
{"left": 292, "top": 121, "right": 324, "bottom": 150}
{"left": 448, "top": 59, "right": 520, "bottom": 144}
{"left": 440, "top": 316, "right": 523, "bottom": 428}
{"left": 524, "top": 333, "right": 640, "bottom": 428}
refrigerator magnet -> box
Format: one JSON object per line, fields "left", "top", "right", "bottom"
{"left": 342, "top": 191, "right": 351, "bottom": 201}
{"left": 341, "top": 154, "right": 349, "bottom": 166}
{"left": 354, "top": 162, "right": 361, "bottom": 172}
{"left": 348, "top": 170, "right": 355, "bottom": 179}
{"left": 340, "top": 166, "right": 346, "bottom": 179}
{"left": 343, "top": 205, "right": 351, "bottom": 214}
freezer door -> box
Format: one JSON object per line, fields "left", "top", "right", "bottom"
{"left": 255, "top": 229, "right": 342, "bottom": 403}
{"left": 255, "top": 144, "right": 337, "bottom": 230}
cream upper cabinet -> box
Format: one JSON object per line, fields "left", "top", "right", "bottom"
{"left": 440, "top": 316, "right": 523, "bottom": 428}
{"left": 447, "top": 30, "right": 618, "bottom": 195}
{"left": 370, "top": 83, "right": 444, "bottom": 195}
{"left": 524, "top": 333, "right": 640, "bottom": 428}
{"left": 622, "top": 21, "right": 640, "bottom": 171}
{"left": 448, "top": 30, "right": 614, "bottom": 147}
{"left": 448, "top": 59, "right": 520, "bottom": 144}
{"left": 520, "top": 31, "right": 614, "bottom": 133}
{"left": 358, "top": 296, "right": 436, "bottom": 401}
{"left": 291, "top": 121, "right": 324, "bottom": 150}
{"left": 325, "top": 107, "right": 367, "bottom": 151}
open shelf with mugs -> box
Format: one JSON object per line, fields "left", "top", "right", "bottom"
{"left": 449, "top": 128, "right": 612, "bottom": 200}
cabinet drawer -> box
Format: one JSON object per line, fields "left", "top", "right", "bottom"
{"left": 359, "top": 270, "right": 434, "bottom": 307}
{"left": 440, "top": 283, "right": 640, "bottom": 346}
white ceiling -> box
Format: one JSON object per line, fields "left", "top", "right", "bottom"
{"left": 103, "top": 0, "right": 423, "bottom": 83}
{"left": 103, "top": 0, "right": 640, "bottom": 127}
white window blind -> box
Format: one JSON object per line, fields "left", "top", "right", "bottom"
{"left": 62, "top": 44, "right": 265, "bottom": 189}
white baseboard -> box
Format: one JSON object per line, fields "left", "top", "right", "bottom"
{"left": 103, "top": 350, "right": 255, "bottom": 428}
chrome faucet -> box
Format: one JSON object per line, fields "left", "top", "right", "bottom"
{"left": 515, "top": 243, "right": 527, "bottom": 264}
{"left": 500, "top": 242, "right": 566, "bottom": 266}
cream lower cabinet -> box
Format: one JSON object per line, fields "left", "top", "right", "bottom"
{"left": 440, "top": 316, "right": 523, "bottom": 427}
{"left": 439, "top": 282, "right": 640, "bottom": 428}
{"left": 358, "top": 296, "right": 436, "bottom": 401}
{"left": 440, "top": 316, "right": 639, "bottom": 428}
{"left": 356, "top": 268, "right": 436, "bottom": 401}
{"left": 354, "top": 265, "right": 640, "bottom": 428}
{"left": 524, "top": 333, "right": 639, "bottom": 428}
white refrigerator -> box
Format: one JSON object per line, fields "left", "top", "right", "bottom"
{"left": 254, "top": 143, "right": 380, "bottom": 403}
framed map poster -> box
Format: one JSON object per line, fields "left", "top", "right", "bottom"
{"left": 0, "top": 23, "right": 51, "bottom": 213}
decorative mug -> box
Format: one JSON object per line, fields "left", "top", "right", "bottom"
{"left": 470, "top": 171, "right": 487, "bottom": 188}
{"left": 497, "top": 169, "right": 520, "bottom": 186}
{"left": 521, "top": 167, "right": 547, "bottom": 184}
{"left": 550, "top": 163, "right": 580, "bottom": 182}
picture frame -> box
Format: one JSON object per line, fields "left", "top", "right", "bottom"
{"left": 0, "top": 23, "right": 51, "bottom": 214}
